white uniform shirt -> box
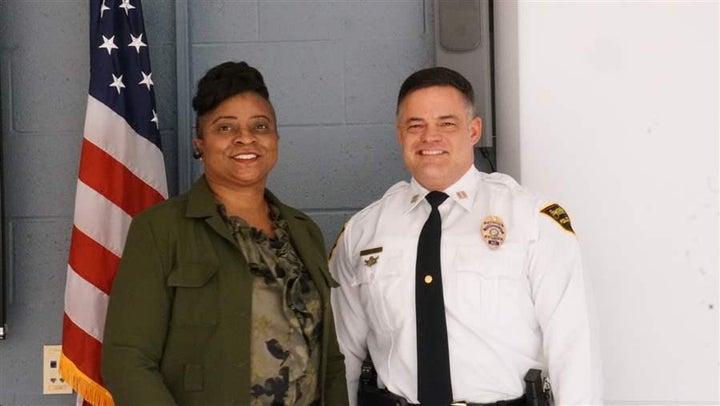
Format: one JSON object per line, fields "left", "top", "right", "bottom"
{"left": 330, "top": 167, "right": 603, "bottom": 405}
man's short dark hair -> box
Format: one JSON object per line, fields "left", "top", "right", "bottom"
{"left": 396, "top": 66, "right": 475, "bottom": 114}
{"left": 192, "top": 61, "right": 269, "bottom": 117}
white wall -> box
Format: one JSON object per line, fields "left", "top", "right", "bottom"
{"left": 495, "top": 1, "right": 719, "bottom": 404}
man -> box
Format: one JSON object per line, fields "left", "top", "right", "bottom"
{"left": 329, "top": 67, "right": 602, "bottom": 405}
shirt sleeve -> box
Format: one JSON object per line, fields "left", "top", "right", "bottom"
{"left": 329, "top": 223, "right": 369, "bottom": 406}
{"left": 527, "top": 205, "right": 604, "bottom": 405}
{"left": 101, "top": 216, "right": 177, "bottom": 405}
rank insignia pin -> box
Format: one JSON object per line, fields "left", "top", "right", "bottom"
{"left": 481, "top": 215, "right": 506, "bottom": 250}
{"left": 411, "top": 195, "right": 420, "bottom": 204}
{"left": 364, "top": 255, "right": 379, "bottom": 267}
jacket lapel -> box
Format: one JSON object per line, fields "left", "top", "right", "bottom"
{"left": 184, "top": 176, "right": 239, "bottom": 248}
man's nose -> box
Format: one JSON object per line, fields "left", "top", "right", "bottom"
{"left": 421, "top": 126, "right": 441, "bottom": 142}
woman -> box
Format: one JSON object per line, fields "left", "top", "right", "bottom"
{"left": 102, "top": 61, "right": 348, "bottom": 405}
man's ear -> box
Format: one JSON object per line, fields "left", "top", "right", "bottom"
{"left": 470, "top": 117, "right": 483, "bottom": 146}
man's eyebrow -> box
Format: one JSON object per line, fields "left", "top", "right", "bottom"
{"left": 438, "top": 115, "right": 459, "bottom": 121}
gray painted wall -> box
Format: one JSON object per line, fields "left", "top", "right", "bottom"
{"left": 0, "top": 0, "right": 433, "bottom": 406}
{"left": 0, "top": 0, "right": 433, "bottom": 404}
{"left": 183, "top": 0, "right": 434, "bottom": 247}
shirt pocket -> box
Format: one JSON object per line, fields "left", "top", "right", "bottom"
{"left": 167, "top": 263, "right": 219, "bottom": 327}
{"left": 454, "top": 244, "right": 525, "bottom": 326}
{"left": 350, "top": 250, "right": 406, "bottom": 332}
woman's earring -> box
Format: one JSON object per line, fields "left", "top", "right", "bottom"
{"left": 192, "top": 148, "right": 203, "bottom": 159}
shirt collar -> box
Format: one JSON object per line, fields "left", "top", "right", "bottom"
{"left": 405, "top": 166, "right": 481, "bottom": 213}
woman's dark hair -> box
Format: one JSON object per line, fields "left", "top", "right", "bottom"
{"left": 396, "top": 66, "right": 475, "bottom": 114}
{"left": 192, "top": 61, "right": 269, "bottom": 117}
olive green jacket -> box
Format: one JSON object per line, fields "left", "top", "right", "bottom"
{"left": 102, "top": 176, "right": 348, "bottom": 405}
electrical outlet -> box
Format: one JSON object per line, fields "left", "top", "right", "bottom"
{"left": 43, "top": 345, "right": 73, "bottom": 395}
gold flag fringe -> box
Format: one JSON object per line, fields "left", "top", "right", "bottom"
{"left": 59, "top": 352, "right": 114, "bottom": 406}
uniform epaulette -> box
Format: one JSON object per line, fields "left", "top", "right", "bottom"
{"left": 383, "top": 181, "right": 410, "bottom": 197}
{"left": 483, "top": 172, "right": 521, "bottom": 188}
{"left": 347, "top": 181, "right": 408, "bottom": 224}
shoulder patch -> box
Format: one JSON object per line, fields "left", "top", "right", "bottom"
{"left": 328, "top": 223, "right": 346, "bottom": 263}
{"left": 540, "top": 203, "right": 575, "bottom": 234}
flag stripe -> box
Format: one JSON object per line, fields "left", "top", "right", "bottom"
{"left": 83, "top": 96, "right": 168, "bottom": 199}
{"left": 68, "top": 226, "right": 120, "bottom": 295}
{"left": 79, "top": 138, "right": 164, "bottom": 216}
{"left": 73, "top": 180, "right": 133, "bottom": 258}
{"left": 62, "top": 314, "right": 104, "bottom": 383}
{"left": 64, "top": 265, "right": 110, "bottom": 343}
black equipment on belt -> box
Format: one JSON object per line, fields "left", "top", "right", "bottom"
{"left": 358, "top": 358, "right": 554, "bottom": 406}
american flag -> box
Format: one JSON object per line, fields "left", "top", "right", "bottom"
{"left": 59, "top": 1, "right": 168, "bottom": 405}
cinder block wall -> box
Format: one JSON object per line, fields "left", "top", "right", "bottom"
{"left": 184, "top": 0, "right": 433, "bottom": 247}
{"left": 0, "top": 1, "right": 433, "bottom": 404}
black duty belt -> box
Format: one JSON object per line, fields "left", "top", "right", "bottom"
{"left": 359, "top": 385, "right": 526, "bottom": 406}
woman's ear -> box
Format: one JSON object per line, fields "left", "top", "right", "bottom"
{"left": 192, "top": 139, "right": 203, "bottom": 160}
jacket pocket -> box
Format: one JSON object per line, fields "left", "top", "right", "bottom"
{"left": 167, "top": 263, "right": 219, "bottom": 327}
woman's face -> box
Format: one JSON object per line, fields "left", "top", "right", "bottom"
{"left": 194, "top": 92, "right": 279, "bottom": 191}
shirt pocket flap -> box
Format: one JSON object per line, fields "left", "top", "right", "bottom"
{"left": 350, "top": 250, "right": 403, "bottom": 286}
{"left": 167, "top": 263, "right": 219, "bottom": 288}
{"left": 454, "top": 245, "right": 523, "bottom": 278}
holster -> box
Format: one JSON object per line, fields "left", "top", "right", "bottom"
{"left": 523, "top": 369, "right": 554, "bottom": 406}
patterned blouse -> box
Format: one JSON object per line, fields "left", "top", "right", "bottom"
{"left": 221, "top": 202, "right": 322, "bottom": 406}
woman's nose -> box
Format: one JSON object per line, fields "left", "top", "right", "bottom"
{"left": 233, "top": 129, "right": 255, "bottom": 144}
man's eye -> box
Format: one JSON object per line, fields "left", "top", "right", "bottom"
{"left": 440, "top": 121, "right": 456, "bottom": 127}
{"left": 408, "top": 124, "right": 424, "bottom": 130}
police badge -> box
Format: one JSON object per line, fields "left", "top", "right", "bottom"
{"left": 481, "top": 215, "right": 506, "bottom": 250}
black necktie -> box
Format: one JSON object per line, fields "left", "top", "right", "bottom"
{"left": 416, "top": 191, "right": 452, "bottom": 405}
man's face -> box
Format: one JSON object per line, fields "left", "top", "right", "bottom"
{"left": 396, "top": 85, "right": 482, "bottom": 191}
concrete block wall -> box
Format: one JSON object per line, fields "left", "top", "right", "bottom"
{"left": 0, "top": 0, "right": 433, "bottom": 403}
{"left": 184, "top": 0, "right": 434, "bottom": 247}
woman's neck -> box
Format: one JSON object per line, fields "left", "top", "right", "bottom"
{"left": 210, "top": 182, "right": 275, "bottom": 237}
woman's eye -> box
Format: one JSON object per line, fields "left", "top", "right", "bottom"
{"left": 218, "top": 125, "right": 233, "bottom": 132}
{"left": 256, "top": 123, "right": 268, "bottom": 130}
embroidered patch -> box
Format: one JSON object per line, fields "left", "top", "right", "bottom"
{"left": 328, "top": 224, "right": 346, "bottom": 263}
{"left": 364, "top": 256, "right": 379, "bottom": 267}
{"left": 541, "top": 203, "right": 575, "bottom": 234}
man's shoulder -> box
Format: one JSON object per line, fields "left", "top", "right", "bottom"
{"left": 481, "top": 172, "right": 577, "bottom": 234}
{"left": 480, "top": 172, "right": 540, "bottom": 203}
{"left": 348, "top": 180, "right": 410, "bottom": 224}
